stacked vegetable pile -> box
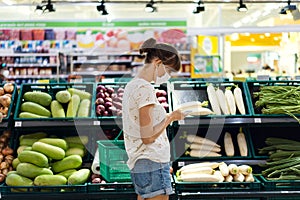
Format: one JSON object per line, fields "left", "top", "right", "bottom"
{"left": 18, "top": 87, "right": 92, "bottom": 118}
{"left": 207, "top": 83, "right": 246, "bottom": 115}
{"left": 6, "top": 132, "right": 90, "bottom": 188}
{"left": 176, "top": 162, "right": 254, "bottom": 183}
{"left": 95, "top": 84, "right": 169, "bottom": 117}
{"left": 259, "top": 137, "right": 300, "bottom": 180}
{"left": 0, "top": 130, "right": 14, "bottom": 182}
{"left": 0, "top": 82, "right": 15, "bottom": 119}
{"left": 182, "top": 128, "right": 249, "bottom": 158}
{"left": 253, "top": 85, "right": 300, "bottom": 121}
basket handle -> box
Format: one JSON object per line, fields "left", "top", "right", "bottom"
{"left": 114, "top": 130, "right": 123, "bottom": 141}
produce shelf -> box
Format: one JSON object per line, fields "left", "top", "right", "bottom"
{"left": 259, "top": 175, "right": 300, "bottom": 191}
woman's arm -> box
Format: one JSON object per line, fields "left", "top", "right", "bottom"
{"left": 139, "top": 104, "right": 184, "bottom": 144}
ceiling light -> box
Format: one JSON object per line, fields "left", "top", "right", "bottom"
{"left": 97, "top": 0, "right": 109, "bottom": 15}
{"left": 237, "top": 0, "right": 247, "bottom": 12}
{"left": 145, "top": 0, "right": 157, "bottom": 13}
{"left": 279, "top": 0, "right": 297, "bottom": 14}
{"left": 193, "top": 0, "right": 205, "bottom": 14}
{"left": 35, "top": 0, "right": 55, "bottom": 14}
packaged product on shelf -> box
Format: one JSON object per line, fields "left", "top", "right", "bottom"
{"left": 20, "top": 30, "right": 33, "bottom": 41}
{"left": 32, "top": 29, "right": 45, "bottom": 41}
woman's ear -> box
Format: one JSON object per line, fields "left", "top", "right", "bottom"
{"left": 153, "top": 58, "right": 162, "bottom": 66}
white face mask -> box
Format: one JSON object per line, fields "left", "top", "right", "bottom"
{"left": 155, "top": 64, "right": 171, "bottom": 85}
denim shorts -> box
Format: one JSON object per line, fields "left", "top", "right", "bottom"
{"left": 130, "top": 159, "right": 173, "bottom": 199}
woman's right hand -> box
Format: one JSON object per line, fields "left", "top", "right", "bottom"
{"left": 169, "top": 109, "right": 186, "bottom": 121}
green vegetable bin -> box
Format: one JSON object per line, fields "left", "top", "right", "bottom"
{"left": 259, "top": 175, "right": 300, "bottom": 191}
{"left": 97, "top": 140, "right": 131, "bottom": 182}
{"left": 13, "top": 83, "right": 96, "bottom": 121}
{"left": 245, "top": 80, "right": 300, "bottom": 119}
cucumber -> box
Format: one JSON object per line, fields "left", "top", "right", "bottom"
{"left": 38, "top": 138, "right": 68, "bottom": 151}
{"left": 65, "top": 147, "right": 85, "bottom": 157}
{"left": 68, "top": 168, "right": 90, "bottom": 185}
{"left": 68, "top": 88, "right": 91, "bottom": 100}
{"left": 21, "top": 102, "right": 51, "bottom": 117}
{"left": 66, "top": 94, "right": 80, "bottom": 117}
{"left": 77, "top": 99, "right": 91, "bottom": 117}
{"left": 67, "top": 143, "right": 85, "bottom": 149}
{"left": 19, "top": 138, "right": 39, "bottom": 146}
{"left": 65, "top": 136, "right": 89, "bottom": 145}
{"left": 17, "top": 145, "right": 31, "bottom": 154}
{"left": 50, "top": 100, "right": 65, "bottom": 118}
{"left": 23, "top": 91, "right": 52, "bottom": 107}
{"left": 6, "top": 173, "right": 34, "bottom": 186}
{"left": 6, "top": 170, "right": 18, "bottom": 177}
{"left": 51, "top": 155, "right": 82, "bottom": 173}
{"left": 12, "top": 158, "right": 20, "bottom": 169}
{"left": 18, "top": 150, "right": 49, "bottom": 168}
{"left": 20, "top": 132, "right": 47, "bottom": 141}
{"left": 34, "top": 174, "right": 67, "bottom": 186}
{"left": 55, "top": 90, "right": 71, "bottom": 104}
{"left": 16, "top": 163, "right": 53, "bottom": 179}
{"left": 57, "top": 169, "right": 77, "bottom": 179}
{"left": 32, "top": 141, "right": 65, "bottom": 160}
{"left": 19, "top": 112, "right": 49, "bottom": 119}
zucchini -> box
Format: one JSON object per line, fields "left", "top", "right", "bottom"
{"left": 51, "top": 155, "right": 82, "bottom": 173}
{"left": 68, "top": 88, "right": 91, "bottom": 100}
{"left": 38, "top": 138, "right": 68, "bottom": 151}
{"left": 50, "top": 100, "right": 65, "bottom": 118}
{"left": 32, "top": 141, "right": 65, "bottom": 160}
{"left": 66, "top": 94, "right": 80, "bottom": 117}
{"left": 65, "top": 147, "right": 85, "bottom": 157}
{"left": 57, "top": 169, "right": 77, "bottom": 179}
{"left": 68, "top": 168, "right": 90, "bottom": 185}
{"left": 23, "top": 91, "right": 52, "bottom": 107}
{"left": 6, "top": 173, "right": 34, "bottom": 186}
{"left": 21, "top": 102, "right": 51, "bottom": 117}
{"left": 19, "top": 112, "right": 49, "bottom": 119}
{"left": 77, "top": 99, "right": 91, "bottom": 117}
{"left": 34, "top": 174, "right": 67, "bottom": 186}
{"left": 18, "top": 150, "right": 49, "bottom": 168}
{"left": 55, "top": 90, "right": 71, "bottom": 104}
{"left": 19, "top": 132, "right": 47, "bottom": 141}
{"left": 16, "top": 163, "right": 53, "bottom": 179}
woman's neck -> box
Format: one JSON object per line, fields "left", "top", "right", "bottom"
{"left": 136, "top": 64, "right": 155, "bottom": 83}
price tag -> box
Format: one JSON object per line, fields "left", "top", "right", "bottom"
{"left": 178, "top": 119, "right": 185, "bottom": 125}
{"left": 93, "top": 121, "right": 101, "bottom": 126}
{"left": 254, "top": 118, "right": 262, "bottom": 123}
{"left": 15, "top": 121, "right": 22, "bottom": 127}
{"left": 178, "top": 162, "right": 185, "bottom": 167}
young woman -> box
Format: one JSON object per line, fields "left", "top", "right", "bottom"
{"left": 122, "top": 38, "right": 186, "bottom": 200}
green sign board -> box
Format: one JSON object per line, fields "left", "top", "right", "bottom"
{"left": 0, "top": 20, "right": 186, "bottom": 28}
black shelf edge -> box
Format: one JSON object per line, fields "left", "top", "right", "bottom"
{"left": 13, "top": 119, "right": 99, "bottom": 127}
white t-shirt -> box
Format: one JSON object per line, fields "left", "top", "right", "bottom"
{"left": 122, "top": 78, "right": 170, "bottom": 170}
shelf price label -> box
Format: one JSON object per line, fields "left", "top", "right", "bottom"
{"left": 254, "top": 118, "right": 262, "bottom": 123}
{"left": 15, "top": 121, "right": 22, "bottom": 127}
{"left": 178, "top": 162, "right": 185, "bottom": 167}
{"left": 93, "top": 121, "right": 101, "bottom": 126}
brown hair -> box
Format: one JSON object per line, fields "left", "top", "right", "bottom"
{"left": 139, "top": 38, "right": 181, "bottom": 71}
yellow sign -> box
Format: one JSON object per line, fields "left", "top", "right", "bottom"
{"left": 197, "top": 35, "right": 219, "bottom": 55}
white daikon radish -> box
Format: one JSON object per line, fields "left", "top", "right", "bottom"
{"left": 213, "top": 170, "right": 225, "bottom": 182}
{"left": 237, "top": 127, "right": 248, "bottom": 156}
{"left": 225, "top": 87, "right": 236, "bottom": 115}
{"left": 177, "top": 173, "right": 220, "bottom": 182}
{"left": 228, "top": 164, "right": 239, "bottom": 175}
{"left": 188, "top": 150, "right": 222, "bottom": 158}
{"left": 215, "top": 87, "right": 230, "bottom": 115}
{"left": 245, "top": 173, "right": 255, "bottom": 182}
{"left": 190, "top": 143, "right": 221, "bottom": 152}
{"left": 225, "top": 174, "right": 233, "bottom": 182}
{"left": 238, "top": 165, "right": 252, "bottom": 176}
{"left": 207, "top": 83, "right": 221, "bottom": 115}
{"left": 233, "top": 85, "right": 246, "bottom": 115}
{"left": 233, "top": 173, "right": 245, "bottom": 182}
{"left": 178, "top": 162, "right": 220, "bottom": 172}
{"left": 218, "top": 162, "right": 229, "bottom": 177}
{"left": 178, "top": 166, "right": 214, "bottom": 176}
{"left": 224, "top": 132, "right": 234, "bottom": 156}
{"left": 187, "top": 135, "right": 220, "bottom": 148}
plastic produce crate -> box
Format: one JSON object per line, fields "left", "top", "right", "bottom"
{"left": 170, "top": 81, "right": 251, "bottom": 117}
{"left": 259, "top": 175, "right": 300, "bottom": 191}
{"left": 173, "top": 174, "right": 261, "bottom": 193}
{"left": 95, "top": 82, "right": 171, "bottom": 118}
{"left": 171, "top": 126, "right": 253, "bottom": 161}
{"left": 1, "top": 183, "right": 87, "bottom": 194}
{"left": 246, "top": 80, "right": 300, "bottom": 118}
{"left": 13, "top": 83, "right": 96, "bottom": 121}
{"left": 87, "top": 182, "right": 134, "bottom": 193}
{"left": 97, "top": 140, "right": 131, "bottom": 182}
{"left": 248, "top": 126, "right": 300, "bottom": 159}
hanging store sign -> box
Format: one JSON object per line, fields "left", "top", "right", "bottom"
{"left": 0, "top": 20, "right": 186, "bottom": 28}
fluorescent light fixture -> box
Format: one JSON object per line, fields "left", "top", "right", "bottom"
{"left": 145, "top": 0, "right": 157, "bottom": 13}
{"left": 237, "top": 0, "right": 247, "bottom": 12}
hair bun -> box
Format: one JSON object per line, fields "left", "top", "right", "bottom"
{"left": 139, "top": 38, "right": 157, "bottom": 55}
